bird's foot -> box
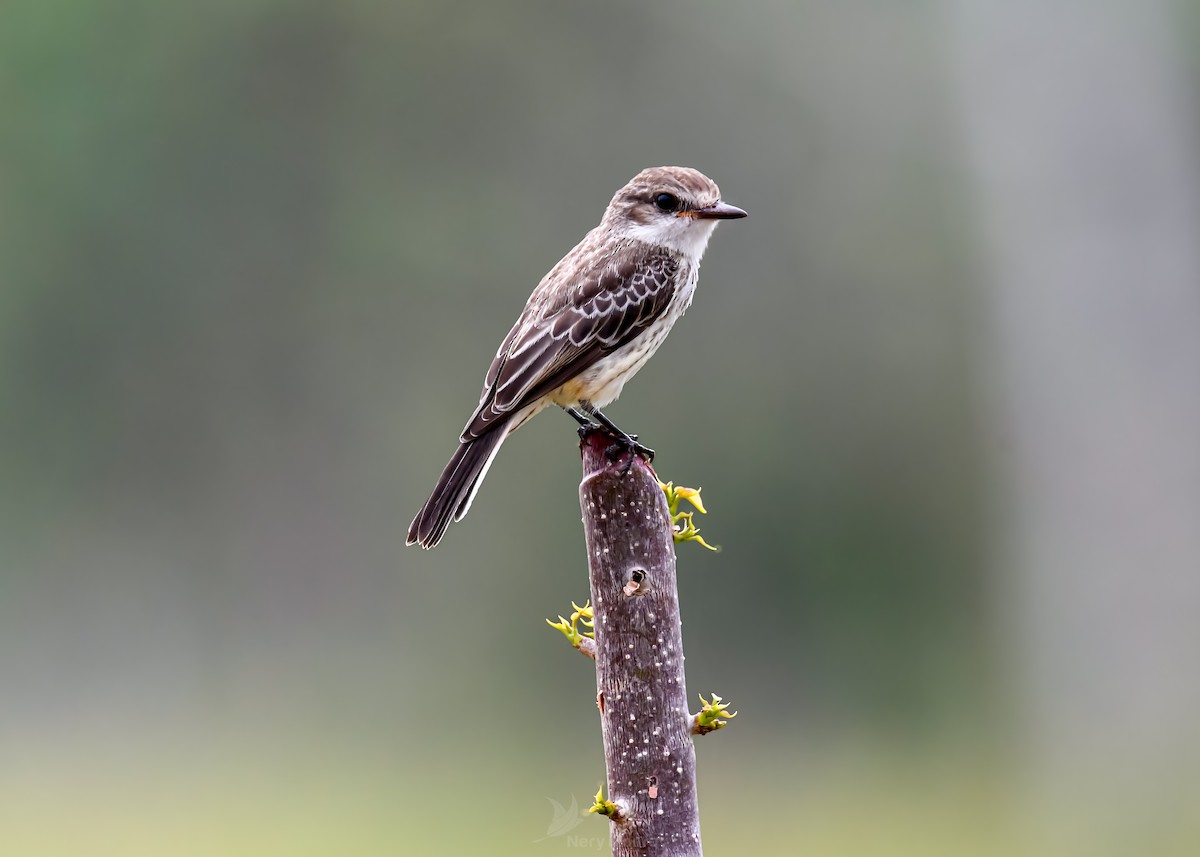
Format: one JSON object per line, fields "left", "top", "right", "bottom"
{"left": 604, "top": 435, "right": 655, "bottom": 474}
{"left": 577, "top": 422, "right": 602, "bottom": 441}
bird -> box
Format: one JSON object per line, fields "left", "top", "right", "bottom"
{"left": 407, "top": 166, "right": 747, "bottom": 549}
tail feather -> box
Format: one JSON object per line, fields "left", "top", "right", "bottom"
{"left": 407, "top": 427, "right": 509, "bottom": 549}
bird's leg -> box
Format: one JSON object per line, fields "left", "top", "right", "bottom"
{"left": 581, "top": 404, "right": 655, "bottom": 472}
{"left": 567, "top": 406, "right": 603, "bottom": 440}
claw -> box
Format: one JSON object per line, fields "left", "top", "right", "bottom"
{"left": 576, "top": 406, "right": 653, "bottom": 471}
{"left": 603, "top": 436, "right": 655, "bottom": 473}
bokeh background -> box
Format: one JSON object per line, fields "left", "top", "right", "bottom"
{"left": 3, "top": 2, "right": 1199, "bottom": 854}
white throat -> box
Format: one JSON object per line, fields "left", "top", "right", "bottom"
{"left": 622, "top": 216, "right": 721, "bottom": 263}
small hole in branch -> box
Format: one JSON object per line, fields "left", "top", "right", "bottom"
{"left": 624, "top": 569, "right": 647, "bottom": 596}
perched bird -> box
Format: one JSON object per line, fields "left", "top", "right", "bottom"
{"left": 407, "top": 166, "right": 746, "bottom": 549}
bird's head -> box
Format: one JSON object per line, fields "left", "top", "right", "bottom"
{"left": 603, "top": 166, "right": 747, "bottom": 261}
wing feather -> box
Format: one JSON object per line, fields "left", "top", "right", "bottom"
{"left": 462, "top": 246, "right": 680, "bottom": 441}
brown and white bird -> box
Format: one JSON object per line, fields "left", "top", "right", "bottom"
{"left": 407, "top": 166, "right": 746, "bottom": 549}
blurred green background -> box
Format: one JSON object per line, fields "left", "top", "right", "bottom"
{"left": 3, "top": 1, "right": 1200, "bottom": 854}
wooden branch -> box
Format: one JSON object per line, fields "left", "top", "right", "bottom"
{"left": 579, "top": 431, "right": 703, "bottom": 857}
{"left": 577, "top": 637, "right": 596, "bottom": 660}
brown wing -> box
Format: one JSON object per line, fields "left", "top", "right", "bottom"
{"left": 462, "top": 245, "right": 680, "bottom": 441}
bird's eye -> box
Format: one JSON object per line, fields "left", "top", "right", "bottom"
{"left": 654, "top": 193, "right": 680, "bottom": 212}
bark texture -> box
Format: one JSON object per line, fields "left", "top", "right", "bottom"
{"left": 579, "top": 432, "right": 702, "bottom": 857}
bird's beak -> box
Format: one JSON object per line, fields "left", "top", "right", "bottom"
{"left": 690, "top": 201, "right": 748, "bottom": 220}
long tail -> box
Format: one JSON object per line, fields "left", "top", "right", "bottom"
{"left": 407, "top": 426, "right": 509, "bottom": 549}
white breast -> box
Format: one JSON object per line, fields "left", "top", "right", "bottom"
{"left": 557, "top": 263, "right": 699, "bottom": 408}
